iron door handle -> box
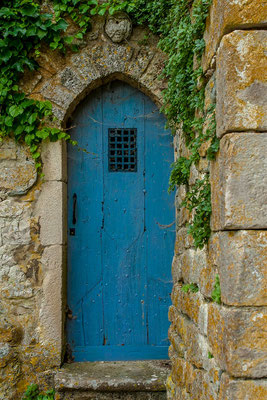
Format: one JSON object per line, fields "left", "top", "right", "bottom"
{"left": 72, "top": 193, "right": 77, "bottom": 225}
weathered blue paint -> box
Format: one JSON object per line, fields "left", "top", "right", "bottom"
{"left": 67, "top": 81, "right": 175, "bottom": 361}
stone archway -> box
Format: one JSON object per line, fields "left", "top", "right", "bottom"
{"left": 27, "top": 17, "right": 171, "bottom": 368}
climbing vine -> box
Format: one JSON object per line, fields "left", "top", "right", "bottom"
{"left": 0, "top": 0, "right": 216, "bottom": 248}
{"left": 126, "top": 0, "right": 218, "bottom": 249}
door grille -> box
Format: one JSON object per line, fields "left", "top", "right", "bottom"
{"left": 108, "top": 128, "right": 137, "bottom": 172}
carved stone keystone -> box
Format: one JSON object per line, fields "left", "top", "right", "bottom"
{"left": 104, "top": 12, "right": 132, "bottom": 43}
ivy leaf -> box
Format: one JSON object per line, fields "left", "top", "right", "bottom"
{"left": 13, "top": 62, "right": 25, "bottom": 73}
{"left": 54, "top": 18, "right": 68, "bottom": 32}
{"left": 32, "top": 151, "right": 40, "bottom": 159}
{"left": 37, "top": 29, "right": 47, "bottom": 40}
{"left": 14, "top": 125, "right": 24, "bottom": 136}
{"left": 20, "top": 5, "right": 38, "bottom": 18}
{"left": 28, "top": 113, "right": 38, "bottom": 124}
{"left": 4, "top": 116, "right": 13, "bottom": 127}
{"left": 58, "top": 132, "right": 67, "bottom": 139}
{"left": 9, "top": 105, "right": 23, "bottom": 117}
{"left": 79, "top": 4, "right": 90, "bottom": 14}
{"left": 25, "top": 133, "right": 34, "bottom": 145}
{"left": 0, "top": 49, "right": 12, "bottom": 63}
{"left": 75, "top": 32, "right": 83, "bottom": 40}
{"left": 36, "top": 129, "right": 50, "bottom": 139}
{"left": 30, "top": 144, "right": 38, "bottom": 153}
{"left": 0, "top": 7, "right": 14, "bottom": 17}
{"left": 41, "top": 13, "right": 53, "bottom": 21}
{"left": 21, "top": 99, "right": 35, "bottom": 108}
{"left": 25, "top": 125, "right": 34, "bottom": 134}
{"left": 64, "top": 35, "right": 74, "bottom": 44}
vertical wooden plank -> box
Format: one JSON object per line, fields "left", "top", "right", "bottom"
{"left": 144, "top": 96, "right": 175, "bottom": 352}
{"left": 67, "top": 86, "right": 104, "bottom": 353}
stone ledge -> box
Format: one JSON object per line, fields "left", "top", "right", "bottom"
{"left": 55, "top": 361, "right": 170, "bottom": 392}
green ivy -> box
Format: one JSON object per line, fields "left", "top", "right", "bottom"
{"left": 182, "top": 175, "right": 212, "bottom": 249}
{"left": 211, "top": 274, "right": 221, "bottom": 304}
{"left": 22, "top": 384, "right": 54, "bottom": 400}
{"left": 181, "top": 283, "right": 199, "bottom": 294}
{"left": 208, "top": 351, "right": 214, "bottom": 359}
{"left": 0, "top": 0, "right": 216, "bottom": 247}
{"left": 0, "top": 0, "right": 79, "bottom": 171}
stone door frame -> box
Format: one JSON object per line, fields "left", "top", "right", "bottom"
{"left": 34, "top": 32, "right": 172, "bottom": 365}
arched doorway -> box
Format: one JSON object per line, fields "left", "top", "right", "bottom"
{"left": 67, "top": 80, "right": 175, "bottom": 361}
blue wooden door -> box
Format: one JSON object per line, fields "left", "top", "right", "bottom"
{"left": 67, "top": 81, "right": 175, "bottom": 361}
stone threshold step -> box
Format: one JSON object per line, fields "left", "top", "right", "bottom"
{"left": 55, "top": 360, "right": 170, "bottom": 398}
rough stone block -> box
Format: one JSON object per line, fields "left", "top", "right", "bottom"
{"left": 208, "top": 304, "right": 267, "bottom": 377}
{"left": 168, "top": 325, "right": 185, "bottom": 358}
{"left": 0, "top": 320, "right": 22, "bottom": 344}
{"left": 20, "top": 69, "right": 43, "bottom": 95}
{"left": 33, "top": 46, "right": 66, "bottom": 75}
{"left": 70, "top": 51, "right": 101, "bottom": 83}
{"left": 218, "top": 373, "right": 267, "bottom": 400}
{"left": 204, "top": 74, "right": 216, "bottom": 113}
{"left": 211, "top": 132, "right": 267, "bottom": 230}
{"left": 169, "top": 306, "right": 209, "bottom": 369}
{"left": 35, "top": 181, "right": 67, "bottom": 246}
{"left": 39, "top": 245, "right": 65, "bottom": 362}
{"left": 59, "top": 67, "right": 87, "bottom": 94}
{"left": 177, "top": 188, "right": 190, "bottom": 227}
{"left": 203, "top": 0, "right": 267, "bottom": 71}
{"left": 0, "top": 344, "right": 20, "bottom": 399}
{"left": 139, "top": 53, "right": 167, "bottom": 104}
{"left": 41, "top": 140, "right": 67, "bottom": 183}
{"left": 210, "top": 231, "right": 267, "bottom": 306}
{"left": 0, "top": 140, "right": 37, "bottom": 196}
{"left": 199, "top": 255, "right": 216, "bottom": 300}
{"left": 169, "top": 355, "right": 219, "bottom": 400}
{"left": 90, "top": 43, "right": 134, "bottom": 76}
{"left": 0, "top": 148, "right": 16, "bottom": 161}
{"left": 125, "top": 48, "right": 155, "bottom": 79}
{"left": 172, "top": 283, "right": 205, "bottom": 328}
{"left": 216, "top": 31, "right": 267, "bottom": 137}
{"left": 52, "top": 105, "right": 66, "bottom": 124}
{"left": 171, "top": 255, "right": 182, "bottom": 284}
{"left": 170, "top": 355, "right": 192, "bottom": 392}
{"left": 41, "top": 80, "right": 75, "bottom": 110}
{"left": 179, "top": 248, "right": 207, "bottom": 285}
{"left": 174, "top": 228, "right": 193, "bottom": 255}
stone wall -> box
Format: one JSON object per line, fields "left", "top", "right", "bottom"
{"left": 0, "top": 2, "right": 267, "bottom": 400}
{"left": 167, "top": 1, "right": 267, "bottom": 399}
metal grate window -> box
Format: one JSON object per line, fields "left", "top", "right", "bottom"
{"left": 108, "top": 128, "right": 137, "bottom": 172}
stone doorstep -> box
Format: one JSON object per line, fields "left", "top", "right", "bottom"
{"left": 55, "top": 361, "right": 171, "bottom": 394}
